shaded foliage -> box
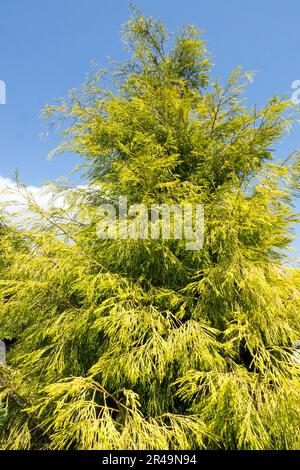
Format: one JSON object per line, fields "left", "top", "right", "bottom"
{"left": 0, "top": 8, "right": 299, "bottom": 449}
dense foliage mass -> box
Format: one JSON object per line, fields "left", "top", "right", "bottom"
{"left": 0, "top": 9, "right": 299, "bottom": 449}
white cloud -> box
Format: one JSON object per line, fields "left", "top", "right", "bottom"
{"left": 0, "top": 175, "right": 92, "bottom": 228}
{"left": 0, "top": 175, "right": 69, "bottom": 230}
{"left": 0, "top": 175, "right": 52, "bottom": 210}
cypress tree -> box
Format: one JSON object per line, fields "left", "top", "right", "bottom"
{"left": 0, "top": 9, "right": 299, "bottom": 449}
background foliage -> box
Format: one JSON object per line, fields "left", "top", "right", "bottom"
{"left": 0, "top": 8, "right": 299, "bottom": 449}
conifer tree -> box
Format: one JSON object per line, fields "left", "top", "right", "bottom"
{"left": 0, "top": 9, "right": 299, "bottom": 449}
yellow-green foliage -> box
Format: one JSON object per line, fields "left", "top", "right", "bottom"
{"left": 0, "top": 8, "right": 299, "bottom": 449}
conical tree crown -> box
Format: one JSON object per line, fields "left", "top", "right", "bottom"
{"left": 0, "top": 10, "right": 299, "bottom": 450}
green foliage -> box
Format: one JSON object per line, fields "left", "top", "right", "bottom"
{"left": 0, "top": 8, "right": 299, "bottom": 449}
{"left": 0, "top": 401, "right": 6, "bottom": 429}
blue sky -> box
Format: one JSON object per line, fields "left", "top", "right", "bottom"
{"left": 0, "top": 0, "right": 299, "bottom": 252}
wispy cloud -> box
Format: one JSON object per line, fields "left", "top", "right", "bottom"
{"left": 0, "top": 175, "right": 52, "bottom": 210}
{"left": 0, "top": 174, "right": 69, "bottom": 231}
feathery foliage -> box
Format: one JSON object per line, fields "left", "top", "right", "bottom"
{"left": 0, "top": 7, "right": 299, "bottom": 449}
